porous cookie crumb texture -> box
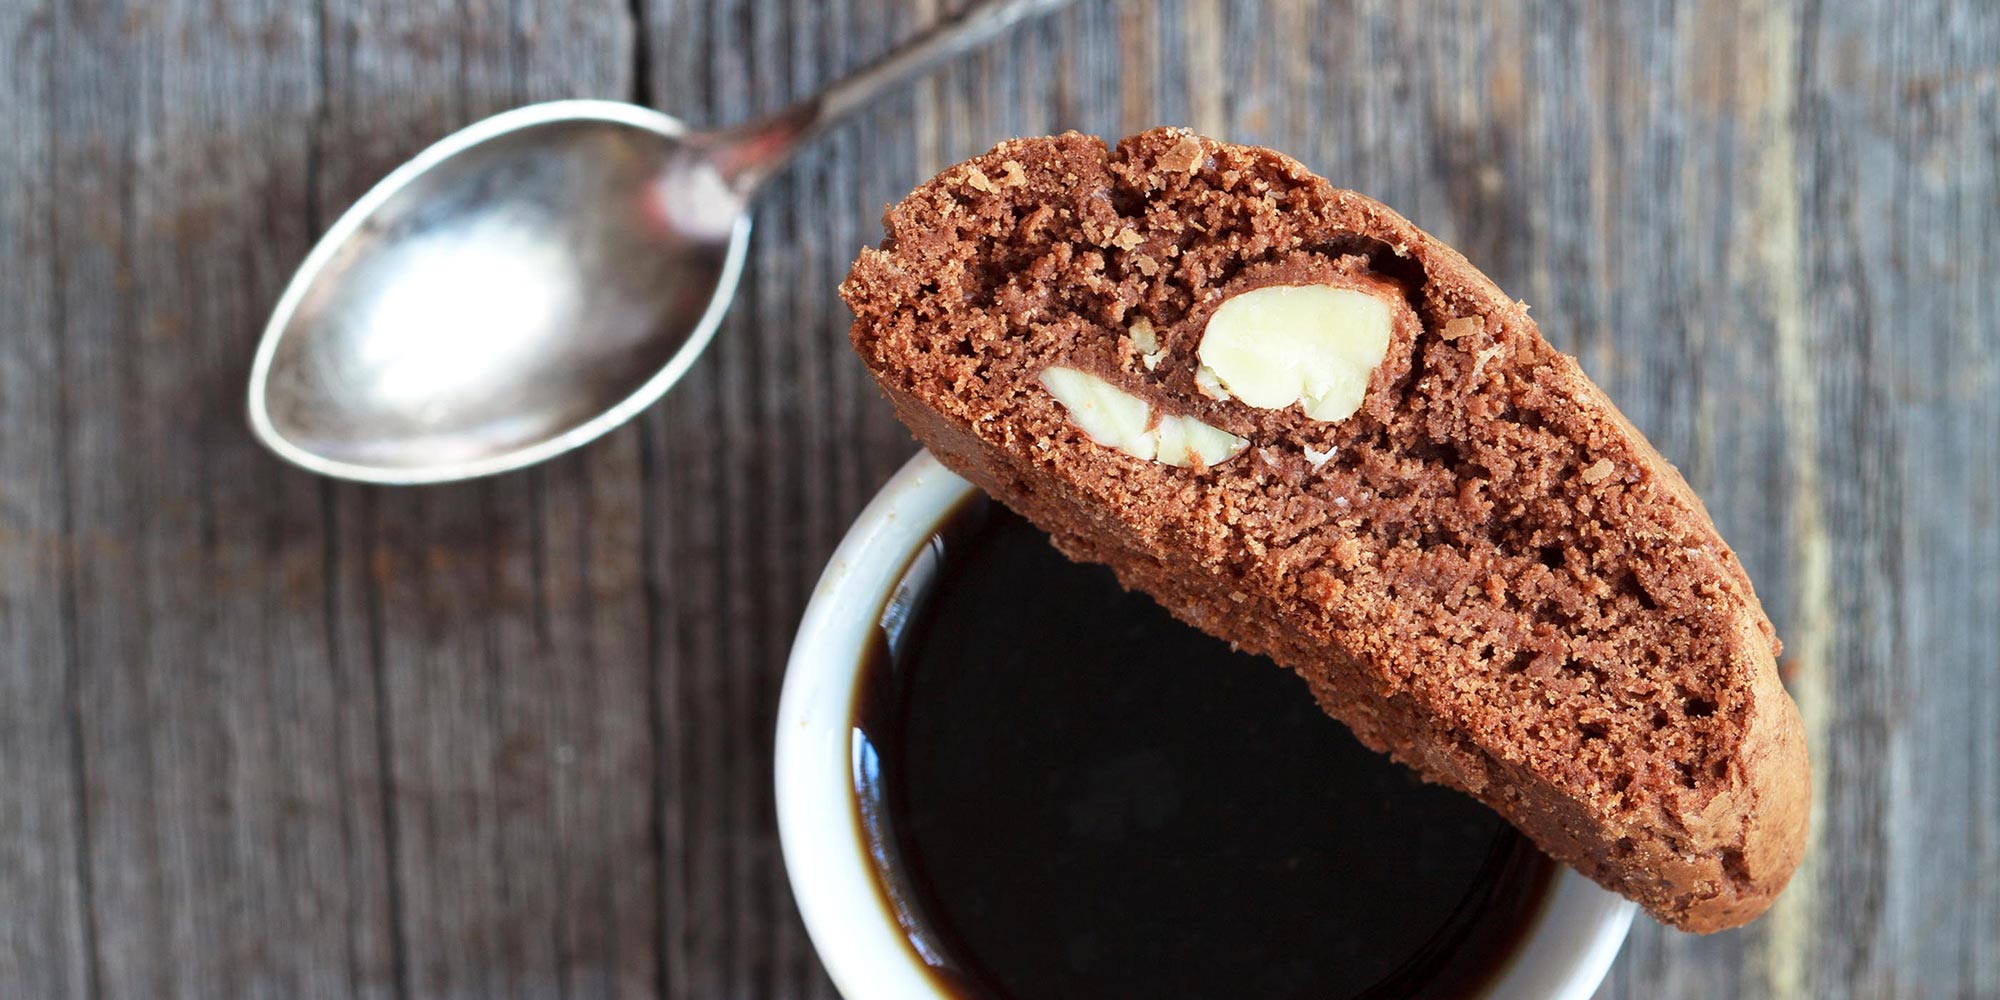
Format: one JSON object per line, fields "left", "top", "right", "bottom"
{"left": 840, "top": 128, "right": 1809, "bottom": 933}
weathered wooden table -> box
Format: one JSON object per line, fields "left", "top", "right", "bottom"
{"left": 4, "top": 0, "right": 1995, "bottom": 996}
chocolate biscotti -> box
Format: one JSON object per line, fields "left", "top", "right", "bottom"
{"left": 840, "top": 128, "right": 1809, "bottom": 932}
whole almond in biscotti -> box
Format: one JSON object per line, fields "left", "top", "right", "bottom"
{"left": 840, "top": 128, "right": 1809, "bottom": 933}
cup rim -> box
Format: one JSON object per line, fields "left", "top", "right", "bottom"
{"left": 777, "top": 450, "right": 1637, "bottom": 1000}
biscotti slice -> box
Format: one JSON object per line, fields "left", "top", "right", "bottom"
{"left": 840, "top": 128, "right": 1809, "bottom": 933}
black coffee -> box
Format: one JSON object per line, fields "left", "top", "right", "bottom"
{"left": 852, "top": 498, "right": 1553, "bottom": 1000}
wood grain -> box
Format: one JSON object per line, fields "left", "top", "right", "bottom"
{"left": 0, "top": 0, "right": 1994, "bottom": 997}
{"left": 0, "top": 1, "right": 92, "bottom": 995}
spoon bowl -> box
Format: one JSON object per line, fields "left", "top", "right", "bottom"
{"left": 249, "top": 102, "right": 750, "bottom": 483}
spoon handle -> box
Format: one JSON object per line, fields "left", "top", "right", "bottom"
{"left": 712, "top": 0, "right": 1078, "bottom": 192}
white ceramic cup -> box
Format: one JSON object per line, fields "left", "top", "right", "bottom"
{"left": 777, "top": 450, "right": 1637, "bottom": 1000}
